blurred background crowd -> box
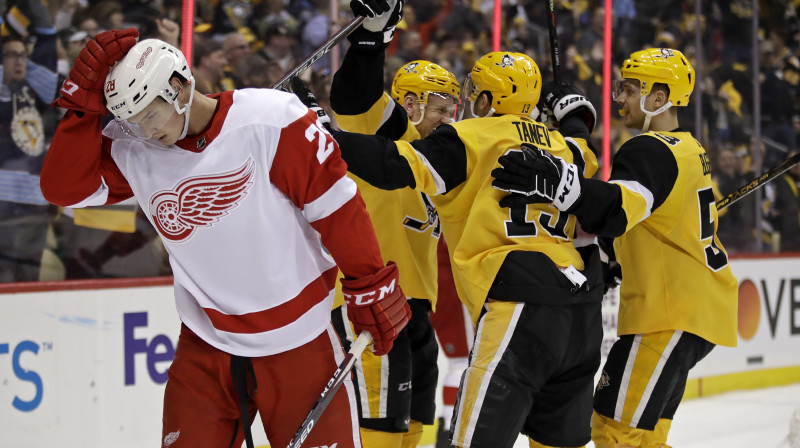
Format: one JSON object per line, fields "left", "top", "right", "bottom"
{"left": 1, "top": 0, "right": 799, "bottom": 283}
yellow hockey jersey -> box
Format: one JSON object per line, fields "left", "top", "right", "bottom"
{"left": 331, "top": 91, "right": 440, "bottom": 309}
{"left": 334, "top": 114, "right": 598, "bottom": 324}
{"left": 573, "top": 130, "right": 738, "bottom": 347}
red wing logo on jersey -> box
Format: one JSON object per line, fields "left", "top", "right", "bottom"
{"left": 149, "top": 159, "right": 256, "bottom": 242}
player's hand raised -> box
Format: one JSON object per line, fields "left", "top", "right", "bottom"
{"left": 349, "top": 0, "right": 403, "bottom": 49}
{"left": 53, "top": 28, "right": 139, "bottom": 115}
{"left": 541, "top": 81, "right": 597, "bottom": 132}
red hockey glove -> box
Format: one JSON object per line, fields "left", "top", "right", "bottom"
{"left": 53, "top": 29, "right": 139, "bottom": 115}
{"left": 53, "top": 40, "right": 110, "bottom": 114}
{"left": 341, "top": 262, "right": 411, "bottom": 356}
{"left": 94, "top": 28, "right": 139, "bottom": 66}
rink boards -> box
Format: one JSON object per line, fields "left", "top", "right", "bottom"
{"left": 0, "top": 255, "right": 798, "bottom": 447}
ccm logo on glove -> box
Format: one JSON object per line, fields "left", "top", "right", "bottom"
{"left": 343, "top": 277, "right": 397, "bottom": 305}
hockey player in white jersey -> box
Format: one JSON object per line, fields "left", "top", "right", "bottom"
{"left": 41, "top": 29, "right": 411, "bottom": 448}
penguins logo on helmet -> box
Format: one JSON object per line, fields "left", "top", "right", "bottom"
{"left": 497, "top": 54, "right": 515, "bottom": 68}
{"left": 658, "top": 48, "right": 675, "bottom": 58}
{"left": 403, "top": 62, "right": 420, "bottom": 74}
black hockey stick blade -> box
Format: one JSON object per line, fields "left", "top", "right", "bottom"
{"left": 285, "top": 330, "right": 371, "bottom": 448}
{"left": 272, "top": 16, "right": 366, "bottom": 91}
{"left": 716, "top": 152, "right": 800, "bottom": 211}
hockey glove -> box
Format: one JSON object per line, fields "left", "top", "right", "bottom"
{"left": 53, "top": 28, "right": 139, "bottom": 115}
{"left": 350, "top": 0, "right": 391, "bottom": 18}
{"left": 541, "top": 81, "right": 597, "bottom": 133}
{"left": 492, "top": 143, "right": 582, "bottom": 211}
{"left": 342, "top": 262, "right": 411, "bottom": 356}
{"left": 348, "top": 0, "right": 403, "bottom": 49}
{"left": 290, "top": 77, "right": 331, "bottom": 130}
{"left": 597, "top": 236, "right": 622, "bottom": 293}
{"left": 53, "top": 40, "right": 112, "bottom": 114}
{"left": 93, "top": 28, "right": 140, "bottom": 66}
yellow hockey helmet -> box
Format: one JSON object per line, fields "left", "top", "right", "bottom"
{"left": 391, "top": 60, "right": 460, "bottom": 104}
{"left": 620, "top": 48, "right": 695, "bottom": 106}
{"left": 467, "top": 52, "right": 541, "bottom": 116}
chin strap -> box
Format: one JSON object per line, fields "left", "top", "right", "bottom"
{"left": 640, "top": 96, "right": 672, "bottom": 133}
{"left": 410, "top": 103, "right": 426, "bottom": 126}
{"left": 174, "top": 76, "right": 196, "bottom": 140}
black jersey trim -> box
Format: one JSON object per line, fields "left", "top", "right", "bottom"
{"left": 408, "top": 124, "right": 468, "bottom": 194}
{"left": 330, "top": 46, "right": 386, "bottom": 116}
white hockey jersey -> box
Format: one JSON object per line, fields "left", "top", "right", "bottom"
{"left": 41, "top": 89, "right": 385, "bottom": 357}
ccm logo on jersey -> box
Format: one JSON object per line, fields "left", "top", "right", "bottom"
{"left": 343, "top": 279, "right": 398, "bottom": 306}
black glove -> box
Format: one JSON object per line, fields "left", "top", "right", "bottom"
{"left": 492, "top": 143, "right": 582, "bottom": 211}
{"left": 350, "top": 0, "right": 391, "bottom": 18}
{"left": 541, "top": 81, "right": 597, "bottom": 132}
{"left": 597, "top": 237, "right": 621, "bottom": 293}
{"left": 290, "top": 77, "right": 331, "bottom": 130}
{"left": 348, "top": 0, "right": 403, "bottom": 49}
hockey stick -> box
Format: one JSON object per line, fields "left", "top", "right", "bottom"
{"left": 286, "top": 330, "right": 371, "bottom": 448}
{"left": 546, "top": 0, "right": 561, "bottom": 84}
{"left": 716, "top": 152, "right": 800, "bottom": 211}
{"left": 272, "top": 16, "right": 366, "bottom": 91}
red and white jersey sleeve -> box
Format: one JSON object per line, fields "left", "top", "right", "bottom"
{"left": 44, "top": 90, "right": 383, "bottom": 357}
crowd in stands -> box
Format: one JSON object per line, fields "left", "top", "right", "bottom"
{"left": 1, "top": 0, "right": 799, "bottom": 283}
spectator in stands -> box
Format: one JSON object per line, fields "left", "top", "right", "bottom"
{"left": 0, "top": 1, "right": 61, "bottom": 282}
{"left": 193, "top": 38, "right": 230, "bottom": 94}
{"left": 764, "top": 150, "right": 800, "bottom": 252}
{"left": 222, "top": 31, "right": 251, "bottom": 88}
{"left": 237, "top": 53, "right": 282, "bottom": 88}
{"left": 713, "top": 147, "right": 755, "bottom": 253}
{"left": 257, "top": 22, "right": 297, "bottom": 73}
{"left": 89, "top": 1, "right": 125, "bottom": 31}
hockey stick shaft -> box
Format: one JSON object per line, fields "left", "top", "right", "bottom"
{"left": 272, "top": 16, "right": 366, "bottom": 91}
{"left": 546, "top": 0, "right": 561, "bottom": 85}
{"left": 716, "top": 152, "right": 800, "bottom": 211}
{"left": 286, "top": 330, "right": 371, "bottom": 448}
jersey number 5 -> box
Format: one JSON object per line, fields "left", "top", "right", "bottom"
{"left": 698, "top": 187, "right": 728, "bottom": 271}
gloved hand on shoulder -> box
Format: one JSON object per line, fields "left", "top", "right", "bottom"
{"left": 491, "top": 143, "right": 582, "bottom": 211}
